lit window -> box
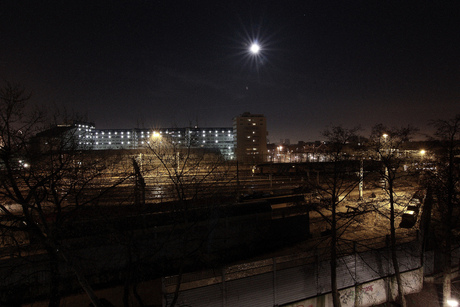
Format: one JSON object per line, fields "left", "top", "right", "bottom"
{"left": 203, "top": 141, "right": 206, "bottom": 143}
{"left": 96, "top": 142, "right": 99, "bottom": 145}
{"left": 121, "top": 131, "right": 124, "bottom": 134}
{"left": 215, "top": 140, "right": 218, "bottom": 143}
{"left": 128, "top": 142, "right": 130, "bottom": 144}
{"left": 114, "top": 132, "right": 117, "bottom": 135}
{"left": 109, "top": 142, "right": 111, "bottom": 145}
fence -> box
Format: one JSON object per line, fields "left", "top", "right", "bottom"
{"left": 163, "top": 234, "right": 423, "bottom": 307}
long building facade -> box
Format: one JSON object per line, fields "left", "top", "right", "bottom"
{"left": 53, "top": 113, "right": 268, "bottom": 162}
{"left": 72, "top": 124, "right": 235, "bottom": 159}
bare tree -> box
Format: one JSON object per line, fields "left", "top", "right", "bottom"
{"left": 368, "top": 123, "right": 419, "bottom": 307}
{"left": 0, "top": 83, "right": 131, "bottom": 306}
{"left": 128, "top": 132, "right": 237, "bottom": 306}
{"left": 427, "top": 114, "right": 460, "bottom": 307}
{"left": 307, "top": 125, "right": 362, "bottom": 307}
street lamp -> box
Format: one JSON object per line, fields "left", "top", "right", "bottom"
{"left": 277, "top": 146, "right": 283, "bottom": 163}
{"left": 447, "top": 299, "right": 459, "bottom": 307}
{"left": 151, "top": 131, "right": 161, "bottom": 139}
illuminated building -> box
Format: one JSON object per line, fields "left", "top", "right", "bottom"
{"left": 37, "top": 113, "right": 269, "bottom": 162}
{"left": 47, "top": 124, "right": 235, "bottom": 159}
{"left": 233, "top": 112, "right": 268, "bottom": 163}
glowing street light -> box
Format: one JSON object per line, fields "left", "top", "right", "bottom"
{"left": 151, "top": 131, "right": 161, "bottom": 139}
{"left": 447, "top": 299, "right": 459, "bottom": 307}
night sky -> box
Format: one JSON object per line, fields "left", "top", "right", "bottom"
{"left": 2, "top": 1, "right": 459, "bottom": 142}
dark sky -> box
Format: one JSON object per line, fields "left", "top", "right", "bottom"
{"left": 2, "top": 1, "right": 459, "bottom": 142}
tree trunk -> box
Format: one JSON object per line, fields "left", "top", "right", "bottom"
{"left": 389, "top": 182, "right": 406, "bottom": 307}
{"left": 48, "top": 249, "right": 61, "bottom": 307}
{"left": 331, "top": 200, "right": 342, "bottom": 307}
{"left": 57, "top": 248, "right": 105, "bottom": 307}
{"left": 442, "top": 270, "right": 452, "bottom": 307}
{"left": 442, "top": 135, "right": 456, "bottom": 307}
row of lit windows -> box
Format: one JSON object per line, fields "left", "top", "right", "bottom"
{"left": 96, "top": 131, "right": 131, "bottom": 135}
{"left": 86, "top": 135, "right": 233, "bottom": 140}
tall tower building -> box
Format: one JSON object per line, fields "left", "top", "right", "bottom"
{"left": 233, "top": 112, "right": 268, "bottom": 163}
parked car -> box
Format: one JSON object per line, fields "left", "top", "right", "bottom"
{"left": 400, "top": 205, "right": 420, "bottom": 228}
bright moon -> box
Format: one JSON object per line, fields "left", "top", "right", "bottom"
{"left": 250, "top": 43, "right": 260, "bottom": 54}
